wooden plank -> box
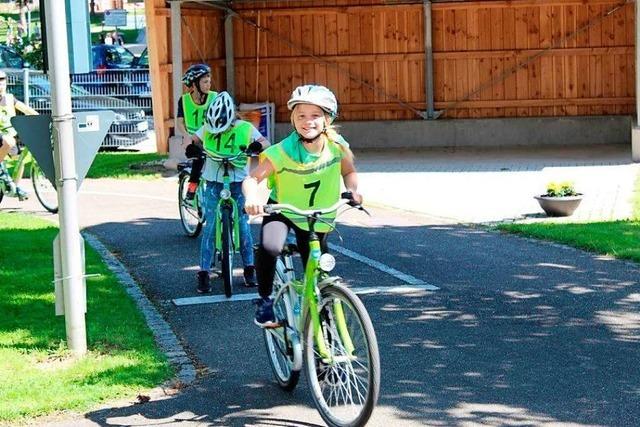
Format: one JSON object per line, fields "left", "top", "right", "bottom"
{"left": 432, "top": 10, "right": 445, "bottom": 53}
{"left": 514, "top": 7, "right": 529, "bottom": 116}
{"left": 539, "top": 5, "right": 554, "bottom": 115}
{"left": 431, "top": 0, "right": 624, "bottom": 11}
{"left": 455, "top": 9, "right": 469, "bottom": 117}
{"left": 326, "top": 13, "right": 338, "bottom": 56}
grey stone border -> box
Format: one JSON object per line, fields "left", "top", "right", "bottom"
{"left": 83, "top": 231, "right": 196, "bottom": 385}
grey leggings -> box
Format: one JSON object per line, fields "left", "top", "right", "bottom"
{"left": 257, "top": 211, "right": 328, "bottom": 299}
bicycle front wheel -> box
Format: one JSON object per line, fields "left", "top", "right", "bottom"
{"left": 178, "top": 173, "right": 202, "bottom": 237}
{"left": 263, "top": 257, "right": 301, "bottom": 391}
{"left": 304, "top": 283, "right": 380, "bottom": 427}
{"left": 220, "top": 206, "right": 234, "bottom": 297}
{"left": 31, "top": 162, "right": 58, "bottom": 213}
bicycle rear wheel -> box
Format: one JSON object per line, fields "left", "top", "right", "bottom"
{"left": 220, "top": 206, "right": 234, "bottom": 297}
{"left": 263, "top": 257, "right": 301, "bottom": 391}
{"left": 178, "top": 173, "right": 202, "bottom": 237}
{"left": 31, "top": 162, "right": 58, "bottom": 213}
{"left": 304, "top": 283, "right": 380, "bottom": 427}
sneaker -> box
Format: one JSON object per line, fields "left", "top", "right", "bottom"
{"left": 243, "top": 265, "right": 257, "bottom": 287}
{"left": 196, "top": 270, "right": 211, "bottom": 294}
{"left": 14, "top": 186, "right": 28, "bottom": 201}
{"left": 254, "top": 297, "right": 277, "bottom": 327}
{"left": 185, "top": 182, "right": 197, "bottom": 201}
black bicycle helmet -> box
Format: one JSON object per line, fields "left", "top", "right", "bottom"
{"left": 182, "top": 63, "right": 211, "bottom": 88}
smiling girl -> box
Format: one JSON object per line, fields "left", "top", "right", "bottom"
{"left": 243, "top": 84, "right": 362, "bottom": 326}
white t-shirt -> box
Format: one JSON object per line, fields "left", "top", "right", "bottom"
{"left": 195, "top": 122, "right": 263, "bottom": 183}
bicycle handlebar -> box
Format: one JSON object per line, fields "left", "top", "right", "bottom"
{"left": 204, "top": 142, "right": 262, "bottom": 163}
{"left": 264, "top": 193, "right": 360, "bottom": 217}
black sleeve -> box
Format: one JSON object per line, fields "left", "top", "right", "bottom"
{"left": 177, "top": 97, "right": 184, "bottom": 118}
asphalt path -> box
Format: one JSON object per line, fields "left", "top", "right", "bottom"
{"left": 5, "top": 178, "right": 640, "bottom": 426}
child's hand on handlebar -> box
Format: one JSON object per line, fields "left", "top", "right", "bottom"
{"left": 244, "top": 200, "right": 264, "bottom": 216}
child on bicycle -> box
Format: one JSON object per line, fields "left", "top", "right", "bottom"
{"left": 176, "top": 63, "right": 217, "bottom": 200}
{"left": 191, "top": 91, "right": 269, "bottom": 293}
{"left": 0, "top": 70, "right": 39, "bottom": 200}
{"left": 243, "top": 84, "right": 362, "bottom": 327}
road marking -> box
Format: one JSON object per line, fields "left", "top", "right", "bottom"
{"left": 80, "top": 191, "right": 175, "bottom": 203}
{"left": 172, "top": 284, "right": 436, "bottom": 306}
{"left": 328, "top": 243, "right": 439, "bottom": 289}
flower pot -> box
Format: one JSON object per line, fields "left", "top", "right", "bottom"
{"left": 534, "top": 194, "right": 583, "bottom": 217}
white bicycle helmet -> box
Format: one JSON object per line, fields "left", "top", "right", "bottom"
{"left": 287, "top": 84, "right": 338, "bottom": 121}
{"left": 206, "top": 91, "right": 235, "bottom": 133}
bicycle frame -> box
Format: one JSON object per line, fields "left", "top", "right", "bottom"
{"left": 210, "top": 155, "right": 241, "bottom": 253}
{"left": 269, "top": 201, "right": 358, "bottom": 363}
{"left": 2, "top": 144, "right": 31, "bottom": 185}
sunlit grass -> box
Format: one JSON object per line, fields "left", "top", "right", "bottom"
{"left": 498, "top": 173, "right": 640, "bottom": 263}
{"left": 0, "top": 212, "right": 172, "bottom": 422}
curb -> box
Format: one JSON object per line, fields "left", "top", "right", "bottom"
{"left": 83, "top": 232, "right": 197, "bottom": 386}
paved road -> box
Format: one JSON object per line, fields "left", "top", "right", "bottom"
{"left": 7, "top": 176, "right": 639, "bottom": 426}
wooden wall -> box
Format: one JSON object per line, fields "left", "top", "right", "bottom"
{"left": 146, "top": 0, "right": 636, "bottom": 152}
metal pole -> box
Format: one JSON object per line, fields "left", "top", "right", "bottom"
{"left": 22, "top": 67, "right": 29, "bottom": 106}
{"left": 423, "top": 0, "right": 435, "bottom": 119}
{"left": 225, "top": 12, "right": 235, "bottom": 97}
{"left": 170, "top": 0, "right": 182, "bottom": 132}
{"left": 44, "top": 0, "right": 86, "bottom": 355}
{"left": 634, "top": 1, "right": 640, "bottom": 126}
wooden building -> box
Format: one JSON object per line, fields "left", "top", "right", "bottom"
{"left": 144, "top": 0, "right": 637, "bottom": 152}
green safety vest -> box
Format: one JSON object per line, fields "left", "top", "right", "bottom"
{"left": 263, "top": 134, "right": 344, "bottom": 232}
{"left": 0, "top": 94, "right": 17, "bottom": 136}
{"left": 202, "top": 120, "right": 253, "bottom": 169}
{"left": 182, "top": 91, "right": 217, "bottom": 134}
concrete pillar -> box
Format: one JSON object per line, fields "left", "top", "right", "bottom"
{"left": 225, "top": 13, "right": 235, "bottom": 97}
{"left": 633, "top": 0, "right": 640, "bottom": 162}
{"left": 423, "top": 0, "right": 435, "bottom": 119}
{"left": 170, "top": 1, "right": 182, "bottom": 133}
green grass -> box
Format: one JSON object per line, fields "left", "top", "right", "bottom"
{"left": 0, "top": 212, "right": 173, "bottom": 422}
{"left": 6, "top": 152, "right": 167, "bottom": 180}
{"left": 498, "top": 173, "right": 640, "bottom": 263}
{"left": 87, "top": 153, "right": 168, "bottom": 179}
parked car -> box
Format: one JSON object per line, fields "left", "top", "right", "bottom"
{"left": 132, "top": 48, "right": 148, "bottom": 68}
{"left": 7, "top": 71, "right": 149, "bottom": 148}
{"left": 0, "top": 45, "right": 25, "bottom": 69}
{"left": 91, "top": 44, "right": 137, "bottom": 70}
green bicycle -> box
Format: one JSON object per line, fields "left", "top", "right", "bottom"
{"left": 0, "top": 142, "right": 58, "bottom": 213}
{"left": 262, "top": 195, "right": 380, "bottom": 427}
{"left": 178, "top": 145, "right": 258, "bottom": 297}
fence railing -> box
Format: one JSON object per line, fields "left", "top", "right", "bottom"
{"left": 5, "top": 68, "right": 153, "bottom": 148}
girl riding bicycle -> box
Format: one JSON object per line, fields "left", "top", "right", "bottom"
{"left": 243, "top": 84, "right": 362, "bottom": 327}
{"left": 191, "top": 91, "right": 268, "bottom": 293}
{"left": 0, "top": 70, "right": 39, "bottom": 200}
{"left": 176, "top": 63, "right": 217, "bottom": 200}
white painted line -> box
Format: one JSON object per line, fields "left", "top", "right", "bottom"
{"left": 172, "top": 285, "right": 437, "bottom": 306}
{"left": 328, "top": 243, "right": 439, "bottom": 290}
{"left": 80, "top": 191, "right": 174, "bottom": 203}
{"left": 350, "top": 285, "right": 436, "bottom": 295}
{"left": 173, "top": 292, "right": 260, "bottom": 306}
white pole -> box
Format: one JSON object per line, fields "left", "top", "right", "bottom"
{"left": 170, "top": 1, "right": 182, "bottom": 132}
{"left": 633, "top": 0, "right": 640, "bottom": 162}
{"left": 45, "top": 0, "right": 86, "bottom": 356}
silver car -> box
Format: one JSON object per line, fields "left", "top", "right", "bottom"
{"left": 6, "top": 71, "right": 149, "bottom": 148}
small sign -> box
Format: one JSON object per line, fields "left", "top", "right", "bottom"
{"left": 104, "top": 9, "right": 127, "bottom": 27}
{"left": 78, "top": 115, "right": 99, "bottom": 132}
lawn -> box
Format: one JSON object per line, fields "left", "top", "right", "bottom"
{"left": 6, "top": 152, "right": 168, "bottom": 181}
{"left": 498, "top": 173, "right": 640, "bottom": 263}
{"left": 87, "top": 152, "right": 168, "bottom": 179}
{"left": 0, "top": 212, "right": 172, "bottom": 422}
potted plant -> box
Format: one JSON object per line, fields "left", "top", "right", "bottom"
{"left": 534, "top": 181, "right": 583, "bottom": 217}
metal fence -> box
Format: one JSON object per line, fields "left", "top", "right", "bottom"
{"left": 5, "top": 68, "right": 153, "bottom": 148}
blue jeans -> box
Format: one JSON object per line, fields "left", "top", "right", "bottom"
{"left": 199, "top": 181, "right": 254, "bottom": 272}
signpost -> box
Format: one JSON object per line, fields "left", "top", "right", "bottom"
{"left": 104, "top": 9, "right": 127, "bottom": 27}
